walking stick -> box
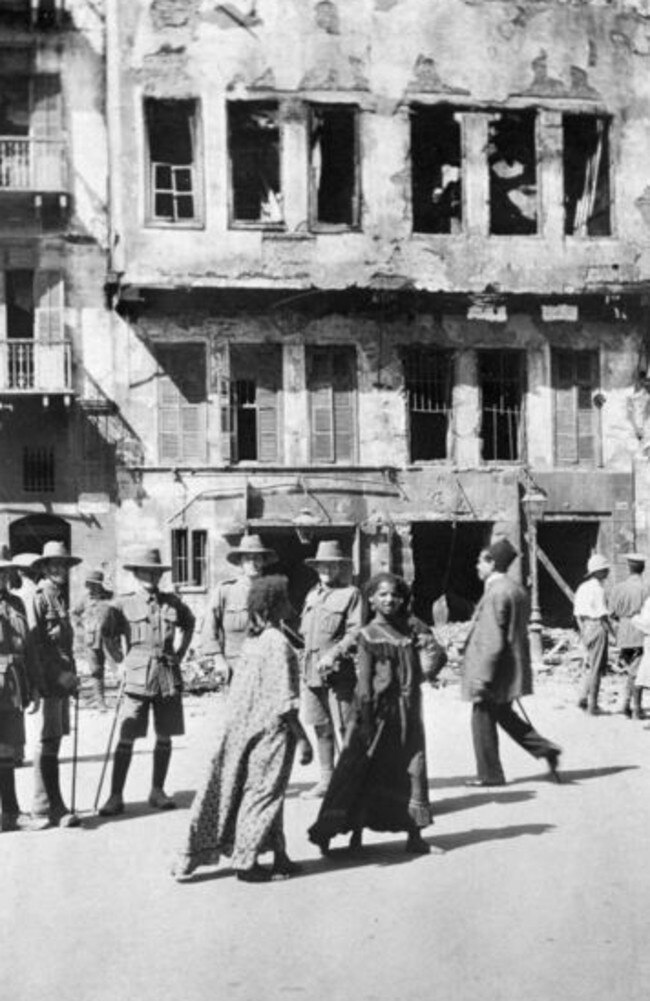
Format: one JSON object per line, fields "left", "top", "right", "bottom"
{"left": 93, "top": 677, "right": 126, "bottom": 813}
{"left": 70, "top": 689, "right": 80, "bottom": 816}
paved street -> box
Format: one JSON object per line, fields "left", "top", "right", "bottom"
{"left": 3, "top": 679, "right": 649, "bottom": 1001}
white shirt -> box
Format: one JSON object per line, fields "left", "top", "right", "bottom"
{"left": 573, "top": 577, "right": 608, "bottom": 619}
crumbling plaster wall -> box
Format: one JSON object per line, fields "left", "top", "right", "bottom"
{"left": 113, "top": 0, "right": 650, "bottom": 294}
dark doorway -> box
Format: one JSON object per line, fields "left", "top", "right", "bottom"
{"left": 537, "top": 520, "right": 600, "bottom": 627}
{"left": 411, "top": 521, "right": 493, "bottom": 623}
{"left": 9, "top": 513, "right": 70, "bottom": 556}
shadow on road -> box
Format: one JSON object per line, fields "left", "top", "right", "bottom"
{"left": 433, "top": 789, "right": 536, "bottom": 815}
{"left": 80, "top": 789, "right": 196, "bottom": 829}
{"left": 433, "top": 822, "right": 555, "bottom": 852}
{"left": 59, "top": 748, "right": 152, "bottom": 766}
{"left": 509, "top": 764, "right": 639, "bottom": 786}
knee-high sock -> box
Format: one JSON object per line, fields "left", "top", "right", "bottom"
{"left": 110, "top": 741, "right": 133, "bottom": 797}
{"left": 152, "top": 740, "right": 172, "bottom": 791}
{"left": 0, "top": 757, "right": 19, "bottom": 815}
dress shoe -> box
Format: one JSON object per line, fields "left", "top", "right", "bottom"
{"left": 55, "top": 812, "right": 83, "bottom": 829}
{"left": 271, "top": 855, "right": 302, "bottom": 879}
{"left": 1, "top": 812, "right": 50, "bottom": 833}
{"left": 546, "top": 749, "right": 562, "bottom": 783}
{"left": 148, "top": 789, "right": 176, "bottom": 811}
{"left": 405, "top": 832, "right": 432, "bottom": 855}
{"left": 99, "top": 793, "right": 125, "bottom": 817}
{"left": 171, "top": 854, "right": 198, "bottom": 882}
{"left": 465, "top": 778, "right": 506, "bottom": 788}
{"left": 236, "top": 864, "right": 272, "bottom": 883}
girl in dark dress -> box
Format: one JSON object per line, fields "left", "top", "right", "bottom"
{"left": 308, "top": 572, "right": 446, "bottom": 856}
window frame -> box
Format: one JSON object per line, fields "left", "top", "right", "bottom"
{"left": 171, "top": 528, "right": 208, "bottom": 590}
{"left": 478, "top": 349, "right": 527, "bottom": 463}
{"left": 552, "top": 348, "right": 602, "bottom": 467}
{"left": 487, "top": 108, "right": 540, "bottom": 238}
{"left": 308, "top": 102, "right": 361, "bottom": 233}
{"left": 403, "top": 347, "right": 454, "bottom": 462}
{"left": 143, "top": 97, "right": 204, "bottom": 230}
{"left": 562, "top": 113, "right": 612, "bottom": 239}
{"left": 410, "top": 103, "right": 464, "bottom": 236}
{"left": 155, "top": 342, "right": 209, "bottom": 466}
{"left": 306, "top": 345, "right": 358, "bottom": 466}
{"left": 227, "top": 100, "right": 284, "bottom": 231}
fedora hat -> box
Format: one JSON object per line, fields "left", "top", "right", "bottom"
{"left": 227, "top": 534, "right": 277, "bottom": 566}
{"left": 123, "top": 545, "right": 171, "bottom": 572}
{"left": 11, "top": 552, "right": 41, "bottom": 570}
{"left": 34, "top": 540, "right": 82, "bottom": 569}
{"left": 585, "top": 553, "right": 610, "bottom": 578}
{"left": 305, "top": 539, "right": 352, "bottom": 566}
{"left": 85, "top": 569, "right": 111, "bottom": 590}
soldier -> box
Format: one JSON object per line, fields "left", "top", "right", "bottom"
{"left": 609, "top": 552, "right": 649, "bottom": 719}
{"left": 31, "top": 540, "right": 83, "bottom": 828}
{"left": 99, "top": 546, "right": 195, "bottom": 817}
{"left": 300, "top": 539, "right": 361, "bottom": 799}
{"left": 0, "top": 551, "right": 48, "bottom": 832}
{"left": 72, "top": 569, "right": 112, "bottom": 712}
{"left": 200, "top": 534, "right": 278, "bottom": 681}
{"left": 8, "top": 551, "right": 40, "bottom": 768}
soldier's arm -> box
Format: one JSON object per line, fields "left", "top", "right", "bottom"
{"left": 175, "top": 599, "right": 196, "bottom": 662}
{"left": 102, "top": 604, "right": 127, "bottom": 663}
{"left": 199, "top": 587, "right": 225, "bottom": 657}
{"left": 335, "top": 588, "right": 363, "bottom": 657}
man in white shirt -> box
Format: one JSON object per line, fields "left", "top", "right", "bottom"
{"left": 573, "top": 553, "right": 611, "bottom": 714}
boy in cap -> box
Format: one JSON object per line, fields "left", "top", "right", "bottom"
{"left": 609, "top": 552, "right": 649, "bottom": 719}
{"left": 72, "top": 569, "right": 112, "bottom": 712}
{"left": 31, "top": 541, "right": 83, "bottom": 828}
{"left": 462, "top": 538, "right": 561, "bottom": 786}
{"left": 0, "top": 550, "right": 47, "bottom": 831}
{"left": 99, "top": 546, "right": 194, "bottom": 817}
{"left": 573, "top": 553, "right": 612, "bottom": 715}
{"left": 200, "top": 534, "right": 277, "bottom": 683}
{"left": 299, "top": 539, "right": 361, "bottom": 798}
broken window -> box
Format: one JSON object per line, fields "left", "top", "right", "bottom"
{"left": 171, "top": 528, "right": 208, "bottom": 587}
{"left": 404, "top": 347, "right": 453, "bottom": 460}
{"left": 23, "top": 446, "right": 55, "bottom": 492}
{"left": 411, "top": 106, "right": 462, "bottom": 234}
{"left": 228, "top": 101, "right": 282, "bottom": 226}
{"left": 307, "top": 346, "right": 356, "bottom": 464}
{"left": 155, "top": 343, "right": 207, "bottom": 464}
{"left": 226, "top": 344, "right": 282, "bottom": 464}
{"left": 488, "top": 110, "right": 537, "bottom": 235}
{"left": 563, "top": 115, "right": 611, "bottom": 236}
{"left": 145, "top": 98, "right": 200, "bottom": 224}
{"left": 478, "top": 350, "right": 525, "bottom": 461}
{"left": 309, "top": 104, "right": 360, "bottom": 229}
{"left": 552, "top": 349, "right": 600, "bottom": 466}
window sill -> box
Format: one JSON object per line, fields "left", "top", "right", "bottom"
{"left": 231, "top": 222, "right": 286, "bottom": 232}
{"left": 172, "top": 585, "right": 208, "bottom": 595}
{"left": 309, "top": 225, "right": 362, "bottom": 235}
{"left": 144, "top": 219, "right": 205, "bottom": 230}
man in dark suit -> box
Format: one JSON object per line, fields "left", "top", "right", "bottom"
{"left": 462, "top": 538, "right": 561, "bottom": 786}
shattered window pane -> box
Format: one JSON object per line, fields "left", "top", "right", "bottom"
{"left": 145, "top": 98, "right": 198, "bottom": 223}
{"left": 488, "top": 110, "right": 537, "bottom": 235}
{"left": 309, "top": 105, "right": 359, "bottom": 228}
{"left": 228, "top": 102, "right": 283, "bottom": 225}
{"left": 478, "top": 350, "right": 525, "bottom": 461}
{"left": 404, "top": 347, "right": 453, "bottom": 460}
{"left": 563, "top": 115, "right": 611, "bottom": 237}
{"left": 411, "top": 106, "right": 462, "bottom": 234}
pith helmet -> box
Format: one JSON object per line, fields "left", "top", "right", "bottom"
{"left": 585, "top": 553, "right": 610, "bottom": 578}
{"left": 226, "top": 534, "right": 278, "bottom": 566}
{"left": 34, "top": 541, "right": 82, "bottom": 569}
{"left": 123, "top": 545, "right": 171, "bottom": 572}
{"left": 305, "top": 539, "right": 352, "bottom": 566}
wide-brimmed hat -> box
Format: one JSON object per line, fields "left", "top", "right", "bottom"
{"left": 123, "top": 546, "right": 171, "bottom": 572}
{"left": 305, "top": 540, "right": 352, "bottom": 566}
{"left": 85, "top": 569, "right": 111, "bottom": 590}
{"left": 585, "top": 553, "right": 610, "bottom": 578}
{"left": 11, "top": 552, "right": 41, "bottom": 570}
{"left": 226, "top": 534, "right": 278, "bottom": 566}
{"left": 34, "top": 541, "right": 82, "bottom": 569}
{"left": 624, "top": 551, "right": 647, "bottom": 564}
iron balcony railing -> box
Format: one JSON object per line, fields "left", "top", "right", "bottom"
{"left": 0, "top": 340, "right": 72, "bottom": 393}
{"left": 0, "top": 137, "right": 67, "bottom": 193}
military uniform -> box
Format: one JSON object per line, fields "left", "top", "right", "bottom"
{"left": 201, "top": 576, "right": 252, "bottom": 674}
{"left": 609, "top": 561, "right": 649, "bottom": 718}
{"left": 72, "top": 590, "right": 112, "bottom": 710}
{"left": 99, "top": 557, "right": 195, "bottom": 817}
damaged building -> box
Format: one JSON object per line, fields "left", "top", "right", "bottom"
{"left": 8, "top": 0, "right": 647, "bottom": 625}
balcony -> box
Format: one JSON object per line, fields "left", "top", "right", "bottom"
{"left": 0, "top": 339, "right": 72, "bottom": 397}
{"left": 0, "top": 137, "right": 67, "bottom": 194}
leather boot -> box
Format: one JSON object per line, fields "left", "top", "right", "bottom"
{"left": 36, "top": 752, "right": 81, "bottom": 828}
{"left": 99, "top": 742, "right": 132, "bottom": 816}
{"left": 149, "top": 741, "right": 175, "bottom": 809}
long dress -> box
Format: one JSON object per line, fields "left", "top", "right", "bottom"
{"left": 177, "top": 625, "right": 300, "bottom": 872}
{"left": 308, "top": 615, "right": 444, "bottom": 845}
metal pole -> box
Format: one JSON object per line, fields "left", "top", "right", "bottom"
{"left": 70, "top": 690, "right": 80, "bottom": 816}
{"left": 93, "top": 678, "right": 125, "bottom": 813}
{"left": 528, "top": 516, "right": 544, "bottom": 664}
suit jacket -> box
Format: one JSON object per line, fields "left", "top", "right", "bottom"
{"left": 461, "top": 573, "right": 532, "bottom": 704}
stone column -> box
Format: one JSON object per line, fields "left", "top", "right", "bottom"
{"left": 283, "top": 343, "right": 309, "bottom": 465}
{"left": 281, "top": 100, "right": 309, "bottom": 232}
{"left": 460, "top": 113, "right": 490, "bottom": 236}
{"left": 538, "top": 110, "right": 564, "bottom": 243}
{"left": 453, "top": 349, "right": 481, "bottom": 466}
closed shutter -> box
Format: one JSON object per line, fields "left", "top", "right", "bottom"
{"left": 309, "top": 349, "right": 334, "bottom": 462}
{"left": 257, "top": 384, "right": 278, "bottom": 462}
{"left": 308, "top": 346, "right": 356, "bottom": 463}
{"left": 553, "top": 350, "right": 598, "bottom": 466}
{"left": 157, "top": 344, "right": 207, "bottom": 463}
{"left": 333, "top": 349, "right": 355, "bottom": 462}
{"left": 33, "top": 270, "right": 64, "bottom": 343}
{"left": 576, "top": 352, "right": 598, "bottom": 464}
{"left": 214, "top": 344, "right": 232, "bottom": 464}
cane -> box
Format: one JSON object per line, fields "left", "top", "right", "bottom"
{"left": 70, "top": 689, "right": 80, "bottom": 816}
{"left": 93, "top": 677, "right": 126, "bottom": 813}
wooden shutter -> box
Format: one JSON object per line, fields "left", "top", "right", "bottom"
{"left": 553, "top": 350, "right": 598, "bottom": 466}
{"left": 33, "top": 270, "right": 64, "bottom": 343}
{"left": 333, "top": 348, "right": 356, "bottom": 462}
{"left": 159, "top": 374, "right": 182, "bottom": 462}
{"left": 257, "top": 384, "right": 278, "bottom": 462}
{"left": 309, "top": 349, "right": 334, "bottom": 462}
{"left": 576, "top": 352, "right": 598, "bottom": 464}
{"left": 214, "top": 344, "right": 232, "bottom": 464}
{"left": 157, "top": 345, "right": 207, "bottom": 463}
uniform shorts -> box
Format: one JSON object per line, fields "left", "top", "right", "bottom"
{"left": 118, "top": 692, "right": 185, "bottom": 741}
{"left": 40, "top": 696, "right": 71, "bottom": 741}
{"left": 301, "top": 684, "right": 354, "bottom": 729}
{"left": 0, "top": 708, "right": 26, "bottom": 751}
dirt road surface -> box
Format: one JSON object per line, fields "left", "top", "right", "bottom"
{"left": 3, "top": 676, "right": 649, "bottom": 1001}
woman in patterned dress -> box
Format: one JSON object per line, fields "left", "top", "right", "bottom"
{"left": 308, "top": 572, "right": 446, "bottom": 857}
{"left": 172, "top": 575, "right": 312, "bottom": 883}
